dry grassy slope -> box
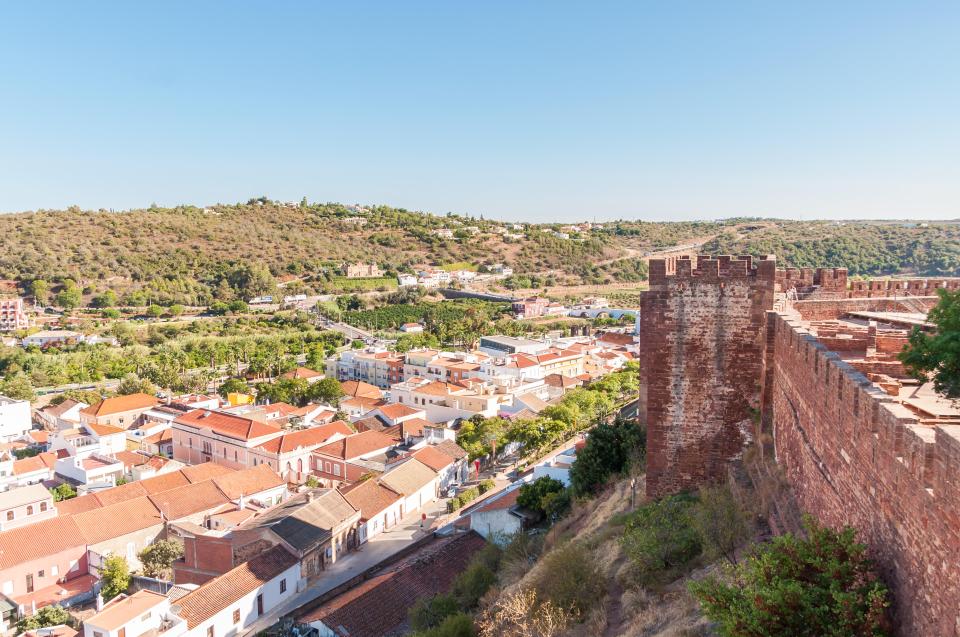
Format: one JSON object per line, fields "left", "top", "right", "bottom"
{"left": 0, "top": 204, "right": 630, "bottom": 288}
{"left": 496, "top": 478, "right": 713, "bottom": 637}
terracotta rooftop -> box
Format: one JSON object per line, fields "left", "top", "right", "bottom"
{"left": 13, "top": 451, "right": 56, "bottom": 476}
{"left": 431, "top": 440, "right": 468, "bottom": 461}
{"left": 0, "top": 515, "right": 85, "bottom": 570}
{"left": 211, "top": 464, "right": 286, "bottom": 500}
{"left": 175, "top": 545, "right": 298, "bottom": 629}
{"left": 174, "top": 409, "right": 282, "bottom": 442}
{"left": 142, "top": 429, "right": 173, "bottom": 445}
{"left": 93, "top": 480, "right": 150, "bottom": 506}
{"left": 180, "top": 461, "right": 235, "bottom": 483}
{"left": 255, "top": 421, "right": 353, "bottom": 454}
{"left": 401, "top": 418, "right": 430, "bottom": 439}
{"left": 339, "top": 396, "right": 387, "bottom": 411}
{"left": 87, "top": 423, "right": 126, "bottom": 436}
{"left": 474, "top": 487, "right": 521, "bottom": 513}
{"left": 139, "top": 468, "right": 192, "bottom": 494}
{"left": 80, "top": 393, "right": 159, "bottom": 417}
{"left": 40, "top": 398, "right": 84, "bottom": 418}
{"left": 411, "top": 446, "right": 455, "bottom": 472}
{"left": 86, "top": 589, "right": 169, "bottom": 631}
{"left": 281, "top": 367, "right": 323, "bottom": 380}
{"left": 314, "top": 430, "right": 396, "bottom": 460}
{"left": 73, "top": 496, "right": 163, "bottom": 545}
{"left": 148, "top": 480, "right": 230, "bottom": 521}
{"left": 299, "top": 532, "right": 487, "bottom": 636}
{"left": 375, "top": 403, "right": 422, "bottom": 421}
{"left": 340, "top": 380, "right": 383, "bottom": 400}
{"left": 340, "top": 480, "right": 402, "bottom": 522}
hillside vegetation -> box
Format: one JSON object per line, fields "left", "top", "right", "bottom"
{"left": 2, "top": 203, "right": 958, "bottom": 306}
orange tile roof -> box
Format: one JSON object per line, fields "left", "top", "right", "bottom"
{"left": 340, "top": 480, "right": 402, "bottom": 522}
{"left": 28, "top": 430, "right": 49, "bottom": 444}
{"left": 340, "top": 380, "right": 383, "bottom": 400}
{"left": 86, "top": 590, "right": 169, "bottom": 631}
{"left": 376, "top": 403, "right": 421, "bottom": 420}
{"left": 473, "top": 488, "right": 521, "bottom": 513}
{"left": 73, "top": 496, "right": 163, "bottom": 544}
{"left": 0, "top": 516, "right": 85, "bottom": 570}
{"left": 281, "top": 367, "right": 323, "bottom": 380}
{"left": 340, "top": 396, "right": 387, "bottom": 411}
{"left": 413, "top": 381, "right": 459, "bottom": 397}
{"left": 138, "top": 469, "right": 192, "bottom": 494}
{"left": 12, "top": 451, "right": 56, "bottom": 476}
{"left": 80, "top": 393, "right": 159, "bottom": 417}
{"left": 212, "top": 464, "right": 286, "bottom": 500}
{"left": 114, "top": 450, "right": 151, "bottom": 468}
{"left": 87, "top": 423, "right": 126, "bottom": 436}
{"left": 255, "top": 421, "right": 353, "bottom": 455}
{"left": 314, "top": 430, "right": 396, "bottom": 460}
{"left": 148, "top": 480, "right": 230, "bottom": 521}
{"left": 180, "top": 461, "right": 235, "bottom": 483}
{"left": 380, "top": 459, "right": 437, "bottom": 496}
{"left": 174, "top": 409, "right": 282, "bottom": 441}
{"left": 401, "top": 418, "right": 430, "bottom": 439}
{"left": 142, "top": 429, "right": 173, "bottom": 445}
{"left": 54, "top": 493, "right": 101, "bottom": 516}
{"left": 93, "top": 481, "right": 150, "bottom": 506}
{"left": 412, "top": 446, "right": 454, "bottom": 472}
{"left": 176, "top": 545, "right": 298, "bottom": 629}
{"left": 432, "top": 440, "right": 468, "bottom": 461}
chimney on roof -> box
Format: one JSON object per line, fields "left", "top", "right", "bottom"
{"left": 305, "top": 490, "right": 315, "bottom": 503}
{"left": 202, "top": 410, "right": 211, "bottom": 418}
{"left": 238, "top": 492, "right": 245, "bottom": 510}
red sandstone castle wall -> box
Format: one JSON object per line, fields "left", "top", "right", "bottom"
{"left": 640, "top": 255, "right": 776, "bottom": 497}
{"left": 768, "top": 313, "right": 960, "bottom": 636}
{"left": 848, "top": 278, "right": 960, "bottom": 298}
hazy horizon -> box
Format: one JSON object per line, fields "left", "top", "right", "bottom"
{"left": 1, "top": 2, "right": 957, "bottom": 222}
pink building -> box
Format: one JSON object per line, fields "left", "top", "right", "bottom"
{"left": 172, "top": 410, "right": 282, "bottom": 470}
{"left": 0, "top": 298, "right": 28, "bottom": 332}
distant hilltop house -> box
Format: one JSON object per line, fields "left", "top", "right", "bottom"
{"left": 432, "top": 228, "right": 454, "bottom": 239}
{"left": 399, "top": 323, "right": 423, "bottom": 334}
{"left": 343, "top": 263, "right": 382, "bottom": 278}
{"left": 341, "top": 216, "right": 368, "bottom": 226}
{"left": 397, "top": 274, "right": 418, "bottom": 287}
{"left": 0, "top": 298, "right": 29, "bottom": 332}
{"left": 490, "top": 263, "right": 513, "bottom": 276}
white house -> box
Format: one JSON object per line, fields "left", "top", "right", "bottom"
{"left": 380, "top": 458, "right": 438, "bottom": 517}
{"left": 83, "top": 590, "right": 174, "bottom": 637}
{"left": 469, "top": 487, "right": 534, "bottom": 544}
{"left": 397, "top": 274, "right": 418, "bottom": 287}
{"left": 399, "top": 323, "right": 423, "bottom": 333}
{"left": 341, "top": 479, "right": 404, "bottom": 544}
{"left": 20, "top": 330, "right": 84, "bottom": 348}
{"left": 0, "top": 483, "right": 57, "bottom": 531}
{"left": 0, "top": 396, "right": 31, "bottom": 443}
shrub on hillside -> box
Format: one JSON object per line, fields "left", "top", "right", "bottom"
{"left": 621, "top": 494, "right": 702, "bottom": 585}
{"left": 451, "top": 562, "right": 497, "bottom": 610}
{"left": 533, "top": 541, "right": 605, "bottom": 616}
{"left": 413, "top": 612, "right": 476, "bottom": 637}
{"left": 689, "top": 517, "right": 891, "bottom": 636}
{"left": 409, "top": 594, "right": 460, "bottom": 632}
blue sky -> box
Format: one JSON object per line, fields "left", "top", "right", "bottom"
{"left": 1, "top": 2, "right": 957, "bottom": 222}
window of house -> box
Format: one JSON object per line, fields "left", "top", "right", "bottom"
{"left": 333, "top": 464, "right": 340, "bottom": 476}
{"left": 325, "top": 462, "right": 331, "bottom": 472}
{"left": 280, "top": 578, "right": 287, "bottom": 593}
{"left": 26, "top": 506, "right": 33, "bottom": 515}
{"left": 94, "top": 631, "right": 105, "bottom": 637}
{"left": 207, "top": 626, "right": 214, "bottom": 637}
{"left": 141, "top": 612, "right": 151, "bottom": 621}
{"left": 40, "top": 502, "right": 47, "bottom": 512}
{"left": 51, "top": 566, "right": 58, "bottom": 576}
{"left": 232, "top": 609, "right": 240, "bottom": 624}
{"left": 5, "top": 511, "right": 12, "bottom": 521}
{"left": 189, "top": 437, "right": 193, "bottom": 448}
{"left": 38, "top": 570, "right": 44, "bottom": 578}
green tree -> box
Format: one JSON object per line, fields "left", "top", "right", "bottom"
{"left": 900, "top": 288, "right": 960, "bottom": 397}
{"left": 56, "top": 280, "right": 83, "bottom": 310}
{"left": 50, "top": 483, "right": 77, "bottom": 502}
{"left": 451, "top": 562, "right": 497, "bottom": 609}
{"left": 168, "top": 304, "right": 185, "bottom": 318}
{"left": 689, "top": 518, "right": 891, "bottom": 637}
{"left": 16, "top": 604, "right": 71, "bottom": 632}
{"left": 218, "top": 377, "right": 251, "bottom": 398}
{"left": 100, "top": 555, "right": 131, "bottom": 600}
{"left": 91, "top": 290, "right": 118, "bottom": 307}
{"left": 138, "top": 539, "right": 184, "bottom": 579}
{"left": 569, "top": 418, "right": 644, "bottom": 496}
{"left": 516, "top": 477, "right": 567, "bottom": 517}
{"left": 31, "top": 279, "right": 50, "bottom": 305}
{"left": 116, "top": 373, "right": 156, "bottom": 396}
{"left": 147, "top": 304, "right": 165, "bottom": 318}
{"left": 0, "top": 373, "right": 36, "bottom": 401}
{"left": 308, "top": 377, "right": 344, "bottom": 405}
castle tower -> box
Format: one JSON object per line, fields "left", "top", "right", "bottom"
{"left": 640, "top": 254, "right": 777, "bottom": 497}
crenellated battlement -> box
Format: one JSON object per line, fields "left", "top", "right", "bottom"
{"left": 848, "top": 277, "right": 960, "bottom": 298}
{"left": 648, "top": 254, "right": 777, "bottom": 285}
{"left": 768, "top": 313, "right": 960, "bottom": 633}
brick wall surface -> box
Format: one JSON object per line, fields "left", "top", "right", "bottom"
{"left": 769, "top": 313, "right": 960, "bottom": 636}
{"left": 640, "top": 255, "right": 776, "bottom": 497}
